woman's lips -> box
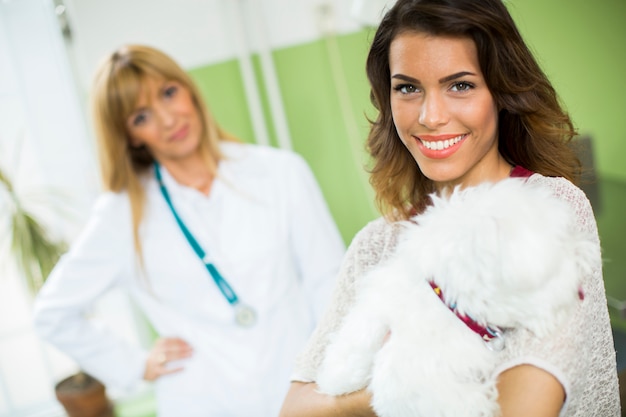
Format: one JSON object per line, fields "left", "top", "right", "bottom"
{"left": 170, "top": 125, "right": 189, "bottom": 142}
{"left": 415, "top": 133, "right": 467, "bottom": 159}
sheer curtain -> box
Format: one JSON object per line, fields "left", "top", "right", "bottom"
{"left": 0, "top": 1, "right": 143, "bottom": 416}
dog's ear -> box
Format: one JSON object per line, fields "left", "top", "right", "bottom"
{"left": 438, "top": 181, "right": 583, "bottom": 321}
{"left": 481, "top": 182, "right": 591, "bottom": 332}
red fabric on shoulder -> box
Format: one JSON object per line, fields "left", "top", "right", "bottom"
{"left": 510, "top": 165, "right": 534, "bottom": 178}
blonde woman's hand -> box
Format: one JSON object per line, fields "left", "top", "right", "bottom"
{"left": 143, "top": 337, "right": 194, "bottom": 381}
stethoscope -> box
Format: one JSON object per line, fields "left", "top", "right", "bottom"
{"left": 153, "top": 162, "right": 257, "bottom": 328}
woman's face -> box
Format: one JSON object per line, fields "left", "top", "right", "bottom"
{"left": 389, "top": 31, "right": 511, "bottom": 189}
{"left": 126, "top": 76, "right": 202, "bottom": 165}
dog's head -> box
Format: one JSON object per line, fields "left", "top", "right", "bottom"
{"left": 396, "top": 178, "right": 598, "bottom": 336}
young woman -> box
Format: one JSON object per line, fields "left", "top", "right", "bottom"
{"left": 33, "top": 44, "right": 346, "bottom": 417}
{"left": 279, "top": 0, "right": 619, "bottom": 416}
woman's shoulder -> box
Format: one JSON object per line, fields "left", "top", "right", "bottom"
{"left": 526, "top": 173, "right": 587, "bottom": 202}
{"left": 86, "top": 190, "right": 133, "bottom": 227}
{"left": 526, "top": 173, "right": 596, "bottom": 233}
{"left": 219, "top": 141, "right": 304, "bottom": 168}
{"left": 218, "top": 142, "right": 315, "bottom": 192}
{"left": 352, "top": 216, "right": 400, "bottom": 244}
{"left": 92, "top": 190, "right": 130, "bottom": 211}
{"left": 345, "top": 216, "right": 406, "bottom": 271}
{"left": 65, "top": 190, "right": 133, "bottom": 250}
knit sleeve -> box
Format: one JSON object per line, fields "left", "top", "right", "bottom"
{"left": 494, "top": 175, "right": 620, "bottom": 417}
{"left": 290, "top": 217, "right": 401, "bottom": 382}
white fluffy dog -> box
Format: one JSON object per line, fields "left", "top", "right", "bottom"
{"left": 316, "top": 178, "right": 598, "bottom": 417}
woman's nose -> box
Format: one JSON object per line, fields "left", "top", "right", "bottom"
{"left": 155, "top": 105, "right": 175, "bottom": 127}
{"left": 418, "top": 93, "right": 448, "bottom": 129}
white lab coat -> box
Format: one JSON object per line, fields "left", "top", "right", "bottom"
{"left": 33, "top": 142, "right": 346, "bottom": 417}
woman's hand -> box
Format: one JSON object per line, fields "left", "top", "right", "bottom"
{"left": 279, "top": 382, "right": 377, "bottom": 417}
{"left": 143, "top": 337, "right": 194, "bottom": 381}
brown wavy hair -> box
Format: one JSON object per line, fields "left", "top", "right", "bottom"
{"left": 366, "top": 0, "right": 579, "bottom": 219}
{"left": 91, "top": 44, "right": 237, "bottom": 255}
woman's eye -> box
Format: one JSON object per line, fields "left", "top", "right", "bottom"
{"left": 451, "top": 82, "right": 473, "bottom": 92}
{"left": 131, "top": 112, "right": 147, "bottom": 126}
{"left": 394, "top": 84, "right": 418, "bottom": 94}
{"left": 164, "top": 85, "right": 178, "bottom": 98}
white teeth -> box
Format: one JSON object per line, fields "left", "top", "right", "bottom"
{"left": 420, "top": 134, "right": 465, "bottom": 150}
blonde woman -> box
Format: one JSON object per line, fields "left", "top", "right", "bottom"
{"left": 33, "top": 44, "right": 345, "bottom": 417}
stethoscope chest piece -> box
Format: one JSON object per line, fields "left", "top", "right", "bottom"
{"left": 234, "top": 303, "right": 257, "bottom": 328}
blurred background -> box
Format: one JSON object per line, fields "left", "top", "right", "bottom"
{"left": 0, "top": 0, "right": 624, "bottom": 416}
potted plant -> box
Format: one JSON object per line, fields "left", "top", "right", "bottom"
{"left": 54, "top": 372, "right": 114, "bottom": 417}
{"left": 0, "top": 165, "right": 113, "bottom": 417}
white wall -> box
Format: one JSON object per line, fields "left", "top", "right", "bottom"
{"left": 62, "top": 0, "right": 388, "bottom": 92}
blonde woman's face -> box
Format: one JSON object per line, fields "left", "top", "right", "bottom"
{"left": 389, "top": 32, "right": 511, "bottom": 189}
{"left": 126, "top": 77, "right": 202, "bottom": 164}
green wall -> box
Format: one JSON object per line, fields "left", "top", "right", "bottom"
{"left": 507, "top": 0, "right": 626, "bottom": 182}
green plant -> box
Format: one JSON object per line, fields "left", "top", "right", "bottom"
{"left": 0, "top": 165, "right": 66, "bottom": 294}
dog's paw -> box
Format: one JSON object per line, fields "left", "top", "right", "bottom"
{"left": 316, "top": 377, "right": 367, "bottom": 396}
{"left": 316, "top": 348, "right": 373, "bottom": 395}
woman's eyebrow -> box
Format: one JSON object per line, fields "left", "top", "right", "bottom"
{"left": 438, "top": 71, "right": 476, "bottom": 83}
{"left": 391, "top": 71, "right": 476, "bottom": 84}
{"left": 391, "top": 73, "right": 419, "bottom": 83}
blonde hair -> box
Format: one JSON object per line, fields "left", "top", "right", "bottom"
{"left": 90, "top": 44, "right": 237, "bottom": 255}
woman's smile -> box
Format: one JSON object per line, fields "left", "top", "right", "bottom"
{"left": 415, "top": 133, "right": 468, "bottom": 159}
{"left": 169, "top": 124, "right": 190, "bottom": 142}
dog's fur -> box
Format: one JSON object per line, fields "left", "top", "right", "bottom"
{"left": 316, "top": 178, "right": 599, "bottom": 417}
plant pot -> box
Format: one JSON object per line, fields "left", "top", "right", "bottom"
{"left": 55, "top": 372, "right": 114, "bottom": 417}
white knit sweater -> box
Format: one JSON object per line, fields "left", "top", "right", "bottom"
{"left": 292, "top": 174, "right": 620, "bottom": 416}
